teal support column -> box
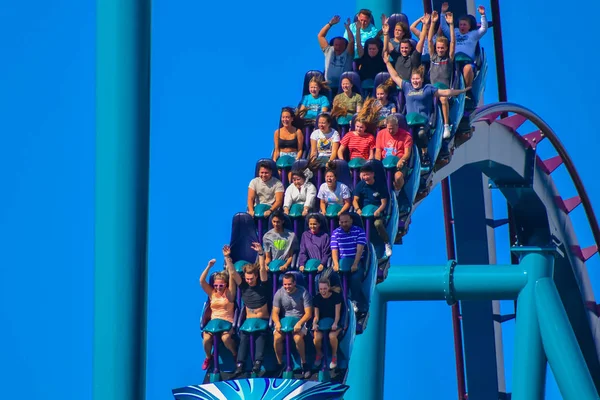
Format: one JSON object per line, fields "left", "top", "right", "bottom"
{"left": 376, "top": 262, "right": 526, "bottom": 302}
{"left": 535, "top": 278, "right": 599, "bottom": 400}
{"left": 346, "top": 289, "right": 387, "bottom": 400}
{"left": 511, "top": 249, "right": 554, "bottom": 400}
{"left": 94, "top": 0, "right": 151, "bottom": 399}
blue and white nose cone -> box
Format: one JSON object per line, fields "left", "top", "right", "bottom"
{"left": 172, "top": 378, "right": 349, "bottom": 400}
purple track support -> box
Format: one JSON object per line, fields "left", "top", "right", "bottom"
{"left": 272, "top": 272, "right": 279, "bottom": 299}
{"left": 497, "top": 113, "right": 527, "bottom": 131}
{"left": 365, "top": 219, "right": 372, "bottom": 243}
{"left": 352, "top": 169, "right": 359, "bottom": 188}
{"left": 342, "top": 273, "right": 348, "bottom": 304}
{"left": 285, "top": 333, "right": 292, "bottom": 371}
{"left": 212, "top": 334, "right": 220, "bottom": 374}
{"left": 542, "top": 155, "right": 563, "bottom": 174}
{"left": 258, "top": 219, "right": 264, "bottom": 245}
{"left": 322, "top": 331, "right": 329, "bottom": 371}
{"left": 308, "top": 272, "right": 314, "bottom": 295}
{"left": 317, "top": 169, "right": 323, "bottom": 189}
{"left": 250, "top": 333, "right": 255, "bottom": 365}
{"left": 293, "top": 219, "right": 298, "bottom": 237}
{"left": 386, "top": 170, "right": 393, "bottom": 194}
{"left": 281, "top": 169, "right": 288, "bottom": 187}
{"left": 329, "top": 218, "right": 335, "bottom": 234}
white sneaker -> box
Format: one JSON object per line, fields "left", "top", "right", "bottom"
{"left": 385, "top": 243, "right": 393, "bottom": 257}
{"left": 443, "top": 124, "right": 452, "bottom": 139}
{"left": 352, "top": 301, "right": 358, "bottom": 313}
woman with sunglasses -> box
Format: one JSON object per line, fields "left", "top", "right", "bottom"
{"left": 199, "top": 249, "right": 238, "bottom": 370}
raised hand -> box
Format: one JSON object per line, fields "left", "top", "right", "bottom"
{"left": 423, "top": 13, "right": 431, "bottom": 25}
{"left": 445, "top": 12, "right": 453, "bottom": 24}
{"left": 380, "top": 13, "right": 387, "bottom": 25}
{"left": 432, "top": 11, "right": 439, "bottom": 22}
{"left": 250, "top": 242, "right": 263, "bottom": 253}
{"left": 382, "top": 50, "right": 389, "bottom": 62}
{"left": 441, "top": 2, "right": 449, "bottom": 13}
{"left": 382, "top": 23, "right": 389, "bottom": 35}
{"left": 206, "top": 259, "right": 216, "bottom": 269}
{"left": 330, "top": 15, "right": 341, "bottom": 26}
{"left": 222, "top": 245, "right": 231, "bottom": 257}
{"left": 344, "top": 18, "right": 351, "bottom": 29}
{"left": 478, "top": 5, "right": 485, "bottom": 15}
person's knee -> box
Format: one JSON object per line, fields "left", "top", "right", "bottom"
{"left": 293, "top": 333, "right": 305, "bottom": 344}
{"left": 273, "top": 332, "right": 283, "bottom": 343}
{"left": 203, "top": 332, "right": 213, "bottom": 341}
{"left": 329, "top": 331, "right": 338, "bottom": 340}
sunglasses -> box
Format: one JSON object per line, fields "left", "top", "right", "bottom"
{"left": 213, "top": 284, "right": 225, "bottom": 289}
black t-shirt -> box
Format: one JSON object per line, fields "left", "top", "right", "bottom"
{"left": 314, "top": 291, "right": 343, "bottom": 320}
{"left": 392, "top": 50, "right": 422, "bottom": 81}
{"left": 354, "top": 180, "right": 389, "bottom": 209}
{"left": 240, "top": 279, "right": 270, "bottom": 309}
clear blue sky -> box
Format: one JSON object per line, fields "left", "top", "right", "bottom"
{"left": 0, "top": 0, "right": 599, "bottom": 399}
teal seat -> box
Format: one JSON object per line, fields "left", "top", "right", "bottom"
{"left": 382, "top": 155, "right": 400, "bottom": 170}
{"left": 325, "top": 203, "right": 342, "bottom": 218}
{"left": 339, "top": 257, "right": 354, "bottom": 273}
{"left": 280, "top": 316, "right": 301, "bottom": 333}
{"left": 288, "top": 203, "right": 304, "bottom": 218}
{"left": 361, "top": 204, "right": 379, "bottom": 217}
{"left": 240, "top": 318, "right": 269, "bottom": 333}
{"left": 268, "top": 259, "right": 286, "bottom": 272}
{"left": 406, "top": 112, "right": 428, "bottom": 126}
{"left": 254, "top": 203, "right": 271, "bottom": 218}
{"left": 234, "top": 260, "right": 252, "bottom": 273}
{"left": 276, "top": 155, "right": 295, "bottom": 169}
{"left": 203, "top": 318, "right": 232, "bottom": 334}
{"left": 454, "top": 52, "right": 474, "bottom": 64}
{"left": 348, "top": 157, "right": 366, "bottom": 169}
{"left": 433, "top": 82, "right": 449, "bottom": 90}
{"left": 304, "top": 258, "right": 321, "bottom": 273}
{"left": 317, "top": 317, "right": 334, "bottom": 331}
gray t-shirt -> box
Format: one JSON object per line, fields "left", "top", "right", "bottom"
{"left": 429, "top": 53, "right": 453, "bottom": 87}
{"left": 323, "top": 46, "right": 353, "bottom": 88}
{"left": 273, "top": 285, "right": 312, "bottom": 318}
{"left": 263, "top": 229, "right": 298, "bottom": 261}
{"left": 249, "top": 177, "right": 284, "bottom": 206}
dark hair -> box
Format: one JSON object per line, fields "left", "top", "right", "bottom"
{"left": 318, "top": 113, "right": 333, "bottom": 126}
{"left": 400, "top": 38, "right": 413, "bottom": 49}
{"left": 338, "top": 211, "right": 352, "bottom": 220}
{"left": 459, "top": 15, "right": 478, "bottom": 32}
{"left": 358, "top": 9, "right": 373, "bottom": 20}
{"left": 243, "top": 263, "right": 260, "bottom": 276}
{"left": 282, "top": 272, "right": 296, "bottom": 282}
{"left": 360, "top": 164, "right": 374, "bottom": 173}
{"left": 258, "top": 161, "right": 273, "bottom": 171}
{"left": 271, "top": 209, "right": 286, "bottom": 221}
{"left": 290, "top": 169, "right": 305, "bottom": 180}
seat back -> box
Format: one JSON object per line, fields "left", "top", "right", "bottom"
{"left": 337, "top": 71, "right": 363, "bottom": 96}
{"left": 386, "top": 13, "right": 410, "bottom": 33}
{"left": 254, "top": 158, "right": 281, "bottom": 181}
{"left": 229, "top": 212, "right": 260, "bottom": 265}
{"left": 391, "top": 112, "right": 409, "bottom": 131}
{"left": 372, "top": 72, "right": 397, "bottom": 98}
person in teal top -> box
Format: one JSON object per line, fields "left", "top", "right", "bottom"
{"left": 298, "top": 76, "right": 330, "bottom": 121}
{"left": 343, "top": 9, "right": 382, "bottom": 59}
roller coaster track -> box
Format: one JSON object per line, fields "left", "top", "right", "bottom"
{"left": 348, "top": 101, "right": 600, "bottom": 400}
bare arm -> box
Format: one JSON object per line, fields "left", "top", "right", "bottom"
{"left": 355, "top": 25, "right": 363, "bottom": 58}
{"left": 318, "top": 16, "right": 340, "bottom": 50}
{"left": 310, "top": 139, "right": 318, "bottom": 158}
{"left": 437, "top": 86, "right": 470, "bottom": 97}
{"left": 353, "top": 244, "right": 364, "bottom": 269}
{"left": 340, "top": 198, "right": 352, "bottom": 214}
{"left": 375, "top": 146, "right": 382, "bottom": 160}
{"left": 223, "top": 245, "right": 241, "bottom": 286}
{"left": 273, "top": 129, "right": 280, "bottom": 161}
{"left": 272, "top": 191, "right": 284, "bottom": 211}
{"left": 247, "top": 187, "right": 256, "bottom": 216}
{"left": 375, "top": 197, "right": 387, "bottom": 216}
{"left": 446, "top": 12, "right": 455, "bottom": 59}
{"left": 330, "top": 141, "right": 340, "bottom": 161}
{"left": 383, "top": 50, "right": 403, "bottom": 86}
{"left": 199, "top": 259, "right": 216, "bottom": 296}
{"left": 272, "top": 306, "right": 281, "bottom": 329}
{"left": 416, "top": 14, "right": 430, "bottom": 54}
{"left": 344, "top": 19, "right": 355, "bottom": 58}
{"left": 382, "top": 23, "right": 394, "bottom": 53}
{"left": 337, "top": 144, "right": 347, "bottom": 160}
{"left": 320, "top": 198, "right": 327, "bottom": 214}
{"left": 353, "top": 195, "right": 361, "bottom": 214}
{"left": 296, "top": 129, "right": 304, "bottom": 160}
{"left": 428, "top": 12, "right": 439, "bottom": 56}
{"left": 410, "top": 16, "right": 423, "bottom": 37}
{"left": 334, "top": 302, "right": 341, "bottom": 326}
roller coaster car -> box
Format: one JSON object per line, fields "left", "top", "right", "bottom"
{"left": 200, "top": 273, "right": 241, "bottom": 383}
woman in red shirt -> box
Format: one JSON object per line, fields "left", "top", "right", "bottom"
{"left": 336, "top": 118, "right": 375, "bottom": 161}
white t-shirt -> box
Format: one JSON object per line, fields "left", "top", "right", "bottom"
{"left": 249, "top": 177, "right": 284, "bottom": 205}
{"left": 317, "top": 182, "right": 352, "bottom": 206}
{"left": 310, "top": 129, "right": 341, "bottom": 158}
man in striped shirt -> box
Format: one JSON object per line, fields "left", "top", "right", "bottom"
{"left": 331, "top": 212, "right": 368, "bottom": 313}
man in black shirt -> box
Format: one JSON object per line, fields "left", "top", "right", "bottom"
{"left": 229, "top": 243, "right": 270, "bottom": 376}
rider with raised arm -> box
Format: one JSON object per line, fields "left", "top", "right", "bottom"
{"left": 331, "top": 212, "right": 368, "bottom": 314}
{"left": 383, "top": 52, "right": 470, "bottom": 167}
{"left": 312, "top": 277, "right": 343, "bottom": 369}
{"left": 429, "top": 11, "right": 456, "bottom": 139}
{"left": 247, "top": 160, "right": 284, "bottom": 218}
{"left": 227, "top": 243, "right": 270, "bottom": 377}
{"left": 375, "top": 114, "right": 413, "bottom": 196}
{"left": 318, "top": 16, "right": 354, "bottom": 89}
{"left": 263, "top": 210, "right": 299, "bottom": 272}
{"left": 199, "top": 250, "right": 238, "bottom": 371}
{"left": 382, "top": 18, "right": 410, "bottom": 53}
{"left": 343, "top": 9, "right": 381, "bottom": 58}
{"left": 272, "top": 272, "right": 313, "bottom": 378}
{"left": 387, "top": 14, "right": 429, "bottom": 80}
{"left": 440, "top": 2, "right": 487, "bottom": 95}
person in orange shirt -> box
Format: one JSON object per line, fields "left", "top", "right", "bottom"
{"left": 199, "top": 247, "right": 238, "bottom": 370}
{"left": 375, "top": 114, "right": 413, "bottom": 196}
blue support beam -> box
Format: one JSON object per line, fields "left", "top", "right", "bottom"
{"left": 94, "top": 0, "right": 151, "bottom": 399}
{"left": 535, "top": 278, "right": 599, "bottom": 400}
{"left": 450, "top": 165, "right": 505, "bottom": 399}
